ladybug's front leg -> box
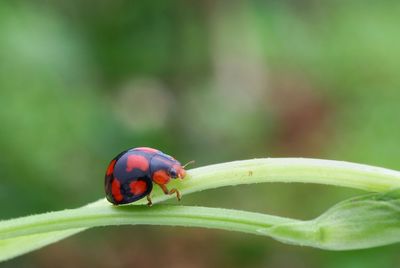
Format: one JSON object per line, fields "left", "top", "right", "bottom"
{"left": 158, "top": 184, "right": 181, "bottom": 201}
{"left": 146, "top": 195, "right": 153, "bottom": 207}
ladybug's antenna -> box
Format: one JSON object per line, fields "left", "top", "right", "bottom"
{"left": 183, "top": 160, "right": 195, "bottom": 169}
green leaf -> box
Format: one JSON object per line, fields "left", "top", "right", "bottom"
{"left": 2, "top": 158, "right": 400, "bottom": 261}
{"left": 266, "top": 189, "right": 400, "bottom": 250}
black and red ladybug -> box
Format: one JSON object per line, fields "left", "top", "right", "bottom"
{"left": 105, "top": 147, "right": 189, "bottom": 206}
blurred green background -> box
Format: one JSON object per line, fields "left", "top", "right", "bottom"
{"left": 1, "top": 1, "right": 400, "bottom": 267}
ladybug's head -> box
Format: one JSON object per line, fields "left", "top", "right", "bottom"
{"left": 168, "top": 160, "right": 194, "bottom": 179}
{"left": 152, "top": 152, "right": 193, "bottom": 180}
{"left": 168, "top": 164, "right": 186, "bottom": 179}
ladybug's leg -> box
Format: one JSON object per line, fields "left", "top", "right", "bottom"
{"left": 146, "top": 195, "right": 153, "bottom": 207}
{"left": 158, "top": 184, "right": 181, "bottom": 201}
{"left": 168, "top": 188, "right": 181, "bottom": 201}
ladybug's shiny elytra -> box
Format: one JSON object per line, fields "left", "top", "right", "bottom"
{"left": 105, "top": 147, "right": 188, "bottom": 206}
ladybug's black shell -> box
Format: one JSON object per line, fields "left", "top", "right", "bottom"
{"left": 105, "top": 147, "right": 183, "bottom": 205}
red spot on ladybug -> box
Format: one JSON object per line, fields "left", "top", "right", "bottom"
{"left": 104, "top": 147, "right": 190, "bottom": 206}
{"left": 130, "top": 180, "right": 147, "bottom": 195}
{"left": 106, "top": 159, "right": 116, "bottom": 176}
{"left": 152, "top": 170, "right": 170, "bottom": 185}
{"left": 126, "top": 154, "right": 149, "bottom": 172}
{"left": 111, "top": 179, "right": 123, "bottom": 202}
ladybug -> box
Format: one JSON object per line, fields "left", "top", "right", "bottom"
{"left": 105, "top": 147, "right": 189, "bottom": 206}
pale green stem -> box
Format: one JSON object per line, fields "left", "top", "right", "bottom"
{"left": 0, "top": 205, "right": 294, "bottom": 240}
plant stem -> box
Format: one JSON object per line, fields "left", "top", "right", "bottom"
{"left": 0, "top": 205, "right": 295, "bottom": 240}
{"left": 146, "top": 157, "right": 400, "bottom": 205}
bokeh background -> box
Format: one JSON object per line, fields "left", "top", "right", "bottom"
{"left": 1, "top": 1, "right": 400, "bottom": 267}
